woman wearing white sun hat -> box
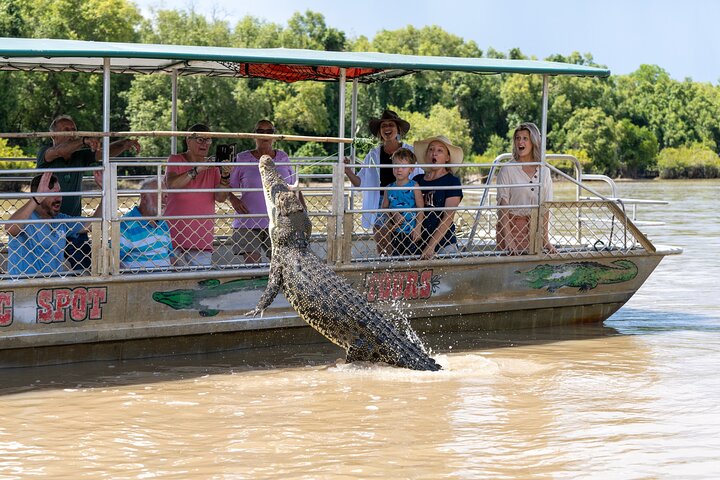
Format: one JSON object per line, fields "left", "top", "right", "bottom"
{"left": 412, "top": 135, "right": 464, "bottom": 260}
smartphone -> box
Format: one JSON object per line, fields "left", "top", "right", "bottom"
{"left": 215, "top": 144, "right": 235, "bottom": 162}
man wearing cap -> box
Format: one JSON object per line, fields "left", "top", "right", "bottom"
{"left": 37, "top": 114, "right": 141, "bottom": 271}
{"left": 344, "top": 110, "right": 420, "bottom": 256}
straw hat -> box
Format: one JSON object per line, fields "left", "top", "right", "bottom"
{"left": 413, "top": 135, "right": 464, "bottom": 174}
{"left": 368, "top": 110, "right": 411, "bottom": 137}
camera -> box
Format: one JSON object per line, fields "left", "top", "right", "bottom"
{"left": 215, "top": 144, "right": 235, "bottom": 162}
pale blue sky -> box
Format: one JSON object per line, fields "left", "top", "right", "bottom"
{"left": 134, "top": 0, "right": 719, "bottom": 84}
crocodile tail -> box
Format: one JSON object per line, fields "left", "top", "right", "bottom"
{"left": 387, "top": 337, "right": 442, "bottom": 371}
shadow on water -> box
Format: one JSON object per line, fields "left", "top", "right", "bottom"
{"left": 0, "top": 321, "right": 625, "bottom": 395}
{"left": 607, "top": 307, "right": 720, "bottom": 334}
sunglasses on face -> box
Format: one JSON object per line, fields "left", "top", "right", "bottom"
{"left": 255, "top": 128, "right": 275, "bottom": 134}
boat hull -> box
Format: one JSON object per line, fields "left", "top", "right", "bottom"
{"left": 0, "top": 250, "right": 671, "bottom": 368}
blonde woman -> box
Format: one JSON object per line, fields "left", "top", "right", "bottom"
{"left": 496, "top": 122, "right": 556, "bottom": 254}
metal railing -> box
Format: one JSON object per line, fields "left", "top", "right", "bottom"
{"left": 0, "top": 155, "right": 662, "bottom": 280}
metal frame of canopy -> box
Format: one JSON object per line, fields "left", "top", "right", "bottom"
{"left": 0, "top": 37, "right": 611, "bottom": 267}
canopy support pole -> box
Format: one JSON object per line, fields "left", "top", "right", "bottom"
{"left": 536, "top": 74, "right": 550, "bottom": 254}
{"left": 171, "top": 70, "right": 178, "bottom": 155}
{"left": 350, "top": 78, "right": 358, "bottom": 160}
{"left": 101, "top": 58, "right": 112, "bottom": 275}
{"left": 541, "top": 74, "right": 549, "bottom": 164}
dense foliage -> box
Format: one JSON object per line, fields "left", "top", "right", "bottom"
{"left": 1, "top": 1, "right": 719, "bottom": 178}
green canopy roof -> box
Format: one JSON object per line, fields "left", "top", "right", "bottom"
{"left": 0, "top": 37, "right": 611, "bottom": 82}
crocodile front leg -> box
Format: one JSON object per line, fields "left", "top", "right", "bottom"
{"left": 246, "top": 264, "right": 283, "bottom": 317}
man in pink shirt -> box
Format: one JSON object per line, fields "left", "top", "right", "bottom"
{"left": 165, "top": 123, "right": 230, "bottom": 267}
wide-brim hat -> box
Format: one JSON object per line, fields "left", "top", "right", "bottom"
{"left": 413, "top": 135, "right": 464, "bottom": 174}
{"left": 368, "top": 110, "right": 410, "bottom": 137}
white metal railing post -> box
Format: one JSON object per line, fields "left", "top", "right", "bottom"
{"left": 539, "top": 74, "right": 550, "bottom": 252}
{"left": 333, "top": 68, "right": 347, "bottom": 263}
{"left": 101, "top": 58, "right": 112, "bottom": 275}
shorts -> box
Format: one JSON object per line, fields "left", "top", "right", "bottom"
{"left": 174, "top": 249, "right": 212, "bottom": 267}
{"left": 373, "top": 197, "right": 387, "bottom": 228}
{"left": 391, "top": 231, "right": 419, "bottom": 256}
{"left": 232, "top": 228, "right": 272, "bottom": 259}
{"left": 65, "top": 232, "right": 91, "bottom": 271}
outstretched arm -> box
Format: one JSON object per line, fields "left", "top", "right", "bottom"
{"left": 344, "top": 157, "right": 361, "bottom": 187}
{"left": 5, "top": 172, "right": 53, "bottom": 236}
{"left": 421, "top": 195, "right": 461, "bottom": 260}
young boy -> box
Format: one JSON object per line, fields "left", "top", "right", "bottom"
{"left": 381, "top": 148, "right": 424, "bottom": 256}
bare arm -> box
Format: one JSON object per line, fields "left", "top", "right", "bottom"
{"left": 214, "top": 176, "right": 230, "bottom": 202}
{"left": 496, "top": 198, "right": 509, "bottom": 251}
{"left": 41, "top": 138, "right": 86, "bottom": 163}
{"left": 412, "top": 188, "right": 425, "bottom": 242}
{"left": 421, "top": 195, "right": 462, "bottom": 260}
{"left": 103, "top": 138, "right": 141, "bottom": 160}
{"left": 542, "top": 210, "right": 556, "bottom": 253}
{"left": 228, "top": 192, "right": 249, "bottom": 214}
{"left": 344, "top": 157, "right": 361, "bottom": 187}
{"left": 5, "top": 198, "right": 40, "bottom": 237}
{"left": 6, "top": 172, "right": 53, "bottom": 236}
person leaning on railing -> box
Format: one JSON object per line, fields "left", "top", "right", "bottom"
{"left": 164, "top": 123, "right": 230, "bottom": 267}
{"left": 37, "top": 114, "right": 141, "bottom": 271}
{"left": 412, "top": 136, "right": 464, "bottom": 260}
{"left": 496, "top": 122, "right": 556, "bottom": 255}
{"left": 5, "top": 172, "right": 101, "bottom": 277}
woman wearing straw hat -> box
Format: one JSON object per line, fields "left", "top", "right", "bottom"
{"left": 496, "top": 122, "right": 556, "bottom": 254}
{"left": 412, "top": 135, "right": 464, "bottom": 260}
{"left": 345, "top": 110, "right": 419, "bottom": 256}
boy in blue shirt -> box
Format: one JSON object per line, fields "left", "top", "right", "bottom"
{"left": 381, "top": 148, "right": 425, "bottom": 256}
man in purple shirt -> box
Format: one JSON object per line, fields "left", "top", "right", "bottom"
{"left": 228, "top": 120, "right": 303, "bottom": 263}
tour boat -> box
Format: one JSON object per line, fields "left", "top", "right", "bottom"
{"left": 0, "top": 38, "right": 681, "bottom": 367}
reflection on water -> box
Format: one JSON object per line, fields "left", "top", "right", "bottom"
{"left": 1, "top": 181, "right": 719, "bottom": 479}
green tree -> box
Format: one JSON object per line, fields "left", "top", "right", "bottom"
{"left": 560, "top": 107, "right": 619, "bottom": 176}
{"left": 615, "top": 119, "right": 658, "bottom": 177}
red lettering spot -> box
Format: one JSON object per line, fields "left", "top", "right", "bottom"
{"left": 70, "top": 288, "right": 88, "bottom": 322}
{"left": 36, "top": 289, "right": 54, "bottom": 323}
{"left": 53, "top": 289, "right": 72, "bottom": 322}
{"left": 87, "top": 288, "right": 107, "bottom": 320}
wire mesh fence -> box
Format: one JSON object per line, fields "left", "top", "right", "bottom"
{"left": 0, "top": 159, "right": 654, "bottom": 279}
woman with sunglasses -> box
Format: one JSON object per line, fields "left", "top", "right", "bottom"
{"left": 227, "top": 119, "right": 304, "bottom": 264}
{"left": 165, "top": 123, "right": 230, "bottom": 267}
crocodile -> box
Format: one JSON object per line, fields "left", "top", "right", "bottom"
{"left": 153, "top": 277, "right": 269, "bottom": 317}
{"left": 519, "top": 260, "right": 638, "bottom": 292}
{"left": 247, "top": 155, "right": 441, "bottom": 371}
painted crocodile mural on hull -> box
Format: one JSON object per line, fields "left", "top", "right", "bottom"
{"left": 518, "top": 260, "right": 638, "bottom": 292}
{"left": 152, "top": 277, "right": 269, "bottom": 317}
